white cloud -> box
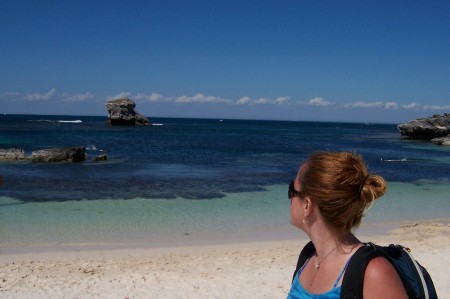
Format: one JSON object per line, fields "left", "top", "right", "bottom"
{"left": 135, "top": 92, "right": 164, "bottom": 102}
{"left": 275, "top": 96, "right": 290, "bottom": 104}
{"left": 345, "top": 101, "right": 398, "bottom": 109}
{"left": 24, "top": 88, "right": 56, "bottom": 101}
{"left": 62, "top": 92, "right": 96, "bottom": 102}
{"left": 402, "top": 102, "right": 419, "bottom": 109}
{"left": 345, "top": 101, "right": 384, "bottom": 108}
{"left": 175, "top": 93, "right": 232, "bottom": 104}
{"left": 4, "top": 88, "right": 447, "bottom": 120}
{"left": 253, "top": 98, "right": 272, "bottom": 104}
{"left": 384, "top": 102, "right": 398, "bottom": 109}
{"left": 236, "top": 96, "right": 290, "bottom": 105}
{"left": 308, "top": 97, "right": 334, "bottom": 106}
{"left": 2, "top": 90, "right": 98, "bottom": 103}
{"left": 236, "top": 96, "right": 251, "bottom": 105}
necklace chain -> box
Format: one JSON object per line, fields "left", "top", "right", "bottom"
{"left": 315, "top": 246, "right": 337, "bottom": 269}
{"left": 308, "top": 246, "right": 338, "bottom": 287}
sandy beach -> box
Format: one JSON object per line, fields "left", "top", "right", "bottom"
{"left": 1, "top": 221, "right": 449, "bottom": 299}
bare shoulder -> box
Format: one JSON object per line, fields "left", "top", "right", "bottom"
{"left": 363, "top": 257, "right": 408, "bottom": 299}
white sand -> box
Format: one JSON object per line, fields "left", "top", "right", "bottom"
{"left": 0, "top": 221, "right": 449, "bottom": 299}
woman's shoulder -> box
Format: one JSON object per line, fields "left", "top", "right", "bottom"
{"left": 363, "top": 256, "right": 408, "bottom": 299}
{"left": 365, "top": 256, "right": 398, "bottom": 279}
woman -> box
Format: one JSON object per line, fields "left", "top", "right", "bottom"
{"left": 287, "top": 151, "right": 407, "bottom": 298}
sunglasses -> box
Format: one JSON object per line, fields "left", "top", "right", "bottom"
{"left": 288, "top": 181, "right": 302, "bottom": 200}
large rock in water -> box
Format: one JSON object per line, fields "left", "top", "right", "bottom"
{"left": 397, "top": 113, "right": 450, "bottom": 140}
{"left": 105, "top": 98, "right": 151, "bottom": 126}
{"left": 31, "top": 147, "right": 86, "bottom": 162}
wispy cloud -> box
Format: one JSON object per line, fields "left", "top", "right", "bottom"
{"left": 236, "top": 96, "right": 251, "bottom": 105}
{"left": 423, "top": 104, "right": 450, "bottom": 110}
{"left": 234, "top": 96, "right": 290, "bottom": 105}
{"left": 275, "top": 96, "right": 290, "bottom": 104}
{"left": 135, "top": 93, "right": 164, "bottom": 102}
{"left": 24, "top": 88, "right": 57, "bottom": 101}
{"left": 384, "top": 102, "right": 398, "bottom": 109}
{"left": 345, "top": 101, "right": 384, "bottom": 108}
{"left": 61, "top": 92, "right": 96, "bottom": 102}
{"left": 344, "top": 101, "right": 398, "bottom": 109}
{"left": 175, "top": 93, "right": 232, "bottom": 104}
{"left": 0, "top": 89, "right": 99, "bottom": 103}
{"left": 253, "top": 98, "right": 272, "bottom": 104}
{"left": 308, "top": 97, "right": 334, "bottom": 106}
{"left": 0, "top": 91, "right": 20, "bottom": 99}
{"left": 2, "top": 89, "right": 448, "bottom": 116}
{"left": 402, "top": 102, "right": 420, "bottom": 109}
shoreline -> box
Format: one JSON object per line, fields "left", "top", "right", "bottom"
{"left": 1, "top": 217, "right": 447, "bottom": 256}
{"left": 1, "top": 221, "right": 449, "bottom": 298}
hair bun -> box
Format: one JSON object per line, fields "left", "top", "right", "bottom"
{"left": 360, "top": 174, "right": 387, "bottom": 204}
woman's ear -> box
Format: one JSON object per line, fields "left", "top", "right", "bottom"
{"left": 304, "top": 197, "right": 313, "bottom": 216}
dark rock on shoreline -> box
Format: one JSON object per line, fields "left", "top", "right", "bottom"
{"left": 105, "top": 98, "right": 151, "bottom": 126}
{"left": 31, "top": 147, "right": 87, "bottom": 162}
{"left": 0, "top": 148, "right": 26, "bottom": 161}
{"left": 397, "top": 113, "right": 450, "bottom": 140}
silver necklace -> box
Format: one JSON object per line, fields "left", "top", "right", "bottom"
{"left": 308, "top": 246, "right": 338, "bottom": 287}
{"left": 315, "top": 246, "right": 337, "bottom": 269}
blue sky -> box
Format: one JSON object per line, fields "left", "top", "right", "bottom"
{"left": 1, "top": 1, "right": 449, "bottom": 123}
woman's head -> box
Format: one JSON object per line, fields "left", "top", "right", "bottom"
{"left": 295, "top": 151, "right": 386, "bottom": 232}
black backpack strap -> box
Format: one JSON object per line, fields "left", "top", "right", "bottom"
{"left": 340, "top": 243, "right": 386, "bottom": 299}
{"left": 292, "top": 241, "right": 316, "bottom": 282}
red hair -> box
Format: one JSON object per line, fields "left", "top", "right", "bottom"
{"left": 299, "top": 151, "right": 386, "bottom": 231}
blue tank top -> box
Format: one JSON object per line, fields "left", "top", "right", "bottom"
{"left": 287, "top": 257, "right": 351, "bottom": 299}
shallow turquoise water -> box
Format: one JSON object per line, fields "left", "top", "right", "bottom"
{"left": 1, "top": 181, "right": 449, "bottom": 253}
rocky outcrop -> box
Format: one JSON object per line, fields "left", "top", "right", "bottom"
{"left": 397, "top": 113, "right": 450, "bottom": 140}
{"left": 105, "top": 98, "right": 151, "bottom": 126}
{"left": 31, "top": 147, "right": 86, "bottom": 162}
{"left": 431, "top": 136, "right": 450, "bottom": 146}
{"left": 0, "top": 148, "right": 26, "bottom": 161}
{"left": 0, "top": 147, "right": 110, "bottom": 162}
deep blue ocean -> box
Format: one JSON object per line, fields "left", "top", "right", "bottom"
{"left": 1, "top": 114, "right": 449, "bottom": 252}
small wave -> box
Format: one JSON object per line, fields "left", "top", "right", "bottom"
{"left": 27, "top": 119, "right": 82, "bottom": 123}
{"left": 381, "top": 158, "right": 409, "bottom": 162}
{"left": 28, "top": 119, "right": 54, "bottom": 122}
{"left": 381, "top": 157, "right": 431, "bottom": 163}
{"left": 153, "top": 123, "right": 163, "bottom": 126}
{"left": 58, "top": 120, "right": 82, "bottom": 123}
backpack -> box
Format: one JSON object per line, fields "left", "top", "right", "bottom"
{"left": 292, "top": 241, "right": 438, "bottom": 299}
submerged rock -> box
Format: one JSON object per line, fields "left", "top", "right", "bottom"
{"left": 93, "top": 154, "right": 108, "bottom": 161}
{"left": 105, "top": 98, "right": 151, "bottom": 126}
{"left": 0, "top": 148, "right": 26, "bottom": 161}
{"left": 31, "top": 147, "right": 86, "bottom": 162}
{"left": 397, "top": 113, "right": 450, "bottom": 140}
